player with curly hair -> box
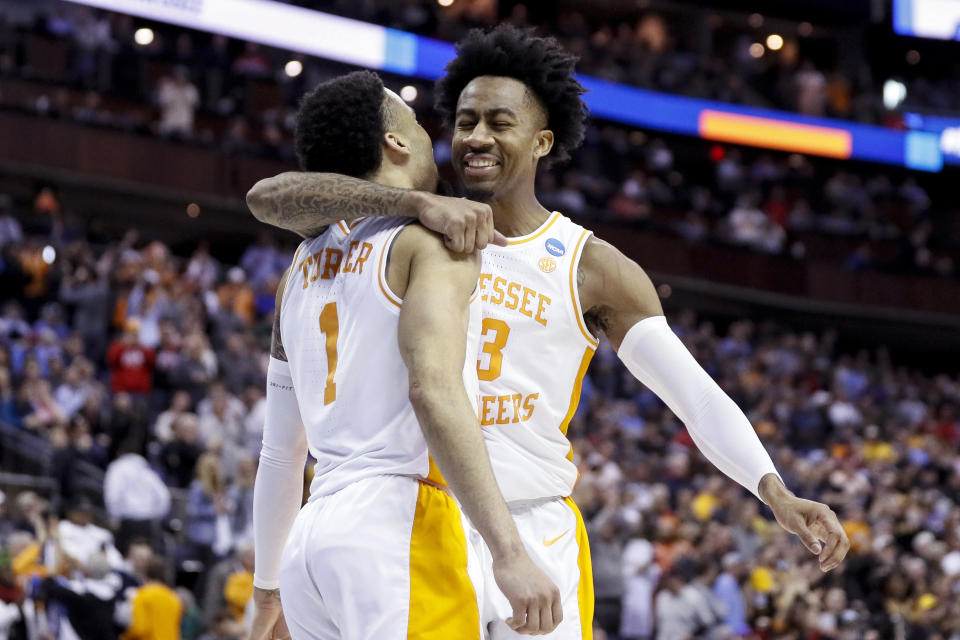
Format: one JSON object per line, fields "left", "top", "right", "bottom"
{"left": 249, "top": 25, "right": 850, "bottom": 640}
{"left": 247, "top": 69, "right": 561, "bottom": 640}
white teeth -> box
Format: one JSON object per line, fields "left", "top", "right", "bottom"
{"left": 467, "top": 159, "right": 497, "bottom": 168}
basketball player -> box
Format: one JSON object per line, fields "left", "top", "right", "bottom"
{"left": 247, "top": 70, "right": 561, "bottom": 640}
{"left": 247, "top": 26, "right": 850, "bottom": 639}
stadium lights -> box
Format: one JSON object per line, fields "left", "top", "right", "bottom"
{"left": 285, "top": 60, "right": 303, "bottom": 77}
{"left": 766, "top": 34, "right": 784, "bottom": 50}
{"left": 748, "top": 13, "right": 764, "bottom": 28}
{"left": 42, "top": 246, "right": 56, "bottom": 265}
{"left": 906, "top": 50, "right": 921, "bottom": 65}
{"left": 798, "top": 22, "right": 813, "bottom": 37}
{"left": 749, "top": 42, "right": 765, "bottom": 58}
{"left": 134, "top": 27, "right": 154, "bottom": 46}
{"left": 437, "top": 0, "right": 454, "bottom": 6}
{"left": 883, "top": 79, "right": 907, "bottom": 110}
{"left": 400, "top": 85, "right": 418, "bottom": 102}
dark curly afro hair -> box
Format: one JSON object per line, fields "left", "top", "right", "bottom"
{"left": 295, "top": 70, "right": 393, "bottom": 178}
{"left": 435, "top": 24, "right": 588, "bottom": 167}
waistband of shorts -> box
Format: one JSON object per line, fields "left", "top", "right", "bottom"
{"left": 505, "top": 495, "right": 566, "bottom": 512}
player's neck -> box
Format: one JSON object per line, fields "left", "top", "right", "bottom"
{"left": 489, "top": 186, "right": 552, "bottom": 239}
{"left": 370, "top": 166, "right": 415, "bottom": 191}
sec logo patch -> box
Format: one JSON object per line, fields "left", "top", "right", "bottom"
{"left": 539, "top": 257, "right": 557, "bottom": 273}
{"left": 545, "top": 238, "right": 566, "bottom": 257}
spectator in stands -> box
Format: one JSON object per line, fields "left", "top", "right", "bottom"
{"left": 620, "top": 525, "right": 658, "bottom": 640}
{"left": 592, "top": 517, "right": 627, "bottom": 636}
{"left": 172, "top": 332, "right": 217, "bottom": 404}
{"left": 104, "top": 439, "right": 171, "bottom": 553}
{"left": 57, "top": 499, "right": 124, "bottom": 569}
{"left": 154, "top": 390, "right": 192, "bottom": 442}
{"left": 36, "top": 551, "right": 123, "bottom": 640}
{"left": 185, "top": 454, "right": 231, "bottom": 566}
{"left": 159, "top": 413, "right": 204, "bottom": 489}
{"left": 215, "top": 333, "right": 260, "bottom": 395}
{"left": 107, "top": 322, "right": 156, "bottom": 395}
{"left": 200, "top": 542, "right": 254, "bottom": 630}
{"left": 121, "top": 557, "right": 182, "bottom": 640}
{"left": 20, "top": 379, "right": 67, "bottom": 432}
{"left": 102, "top": 391, "right": 145, "bottom": 460}
{"left": 239, "top": 232, "right": 285, "bottom": 290}
{"left": 713, "top": 553, "right": 751, "bottom": 637}
{"left": 59, "top": 262, "right": 111, "bottom": 361}
{"left": 54, "top": 360, "right": 93, "bottom": 418}
{"left": 184, "top": 241, "right": 220, "bottom": 294}
{"left": 0, "top": 194, "right": 22, "bottom": 248}
{"left": 0, "top": 366, "right": 16, "bottom": 426}
{"left": 156, "top": 66, "right": 199, "bottom": 138}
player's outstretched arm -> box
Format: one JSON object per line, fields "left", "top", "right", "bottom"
{"left": 246, "top": 171, "right": 504, "bottom": 251}
{"left": 249, "top": 269, "right": 307, "bottom": 640}
{"left": 578, "top": 237, "right": 850, "bottom": 571}
{"left": 395, "top": 225, "right": 561, "bottom": 634}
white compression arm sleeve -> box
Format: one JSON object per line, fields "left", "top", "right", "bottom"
{"left": 253, "top": 357, "right": 309, "bottom": 590}
{"left": 616, "top": 315, "right": 782, "bottom": 501}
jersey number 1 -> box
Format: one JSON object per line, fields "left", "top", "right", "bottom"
{"left": 319, "top": 302, "right": 339, "bottom": 405}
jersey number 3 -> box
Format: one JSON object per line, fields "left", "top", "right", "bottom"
{"left": 319, "top": 302, "right": 339, "bottom": 405}
{"left": 477, "top": 318, "right": 510, "bottom": 381}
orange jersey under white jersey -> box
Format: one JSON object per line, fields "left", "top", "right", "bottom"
{"left": 280, "top": 217, "right": 481, "bottom": 499}
{"left": 475, "top": 211, "right": 597, "bottom": 503}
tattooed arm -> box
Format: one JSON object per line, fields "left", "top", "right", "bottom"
{"left": 246, "top": 172, "right": 505, "bottom": 251}
{"left": 247, "top": 172, "right": 411, "bottom": 238}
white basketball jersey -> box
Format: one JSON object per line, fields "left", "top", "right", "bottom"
{"left": 475, "top": 211, "right": 598, "bottom": 503}
{"left": 280, "top": 217, "right": 481, "bottom": 499}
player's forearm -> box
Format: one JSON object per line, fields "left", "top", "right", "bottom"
{"left": 246, "top": 172, "right": 421, "bottom": 237}
{"left": 409, "top": 384, "right": 525, "bottom": 562}
{"left": 252, "top": 358, "right": 309, "bottom": 589}
{"left": 617, "top": 316, "right": 782, "bottom": 500}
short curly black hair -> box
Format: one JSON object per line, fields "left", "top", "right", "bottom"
{"left": 435, "top": 24, "right": 588, "bottom": 167}
{"left": 295, "top": 70, "right": 394, "bottom": 177}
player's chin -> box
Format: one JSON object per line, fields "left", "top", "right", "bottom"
{"left": 458, "top": 174, "right": 499, "bottom": 200}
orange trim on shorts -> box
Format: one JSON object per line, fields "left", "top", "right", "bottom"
{"left": 408, "top": 482, "right": 481, "bottom": 639}
{"left": 377, "top": 225, "right": 405, "bottom": 309}
{"left": 563, "top": 497, "right": 594, "bottom": 640}
{"left": 569, "top": 230, "right": 599, "bottom": 348}
{"left": 559, "top": 346, "right": 595, "bottom": 435}
{"left": 424, "top": 455, "right": 447, "bottom": 487}
{"left": 506, "top": 211, "right": 561, "bottom": 245}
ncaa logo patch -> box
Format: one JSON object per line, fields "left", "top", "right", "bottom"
{"left": 545, "top": 238, "right": 565, "bottom": 257}
{"left": 538, "top": 257, "right": 557, "bottom": 273}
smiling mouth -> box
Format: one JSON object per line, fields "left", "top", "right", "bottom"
{"left": 462, "top": 158, "right": 501, "bottom": 178}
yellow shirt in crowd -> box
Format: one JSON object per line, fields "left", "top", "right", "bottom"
{"left": 122, "top": 582, "right": 183, "bottom": 640}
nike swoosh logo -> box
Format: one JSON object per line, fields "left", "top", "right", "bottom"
{"left": 543, "top": 530, "right": 570, "bottom": 547}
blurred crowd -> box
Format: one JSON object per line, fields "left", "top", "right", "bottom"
{"left": 532, "top": 132, "right": 958, "bottom": 279}
{"left": 569, "top": 311, "right": 960, "bottom": 639}
{"left": 0, "top": 182, "right": 958, "bottom": 640}
{"left": 0, "top": 188, "right": 287, "bottom": 640}
{"left": 1, "top": 2, "right": 956, "bottom": 281}
{"left": 286, "top": 0, "right": 957, "bottom": 123}
{"left": 4, "top": 0, "right": 953, "bottom": 139}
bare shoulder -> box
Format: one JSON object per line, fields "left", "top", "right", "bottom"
{"left": 578, "top": 235, "right": 663, "bottom": 346}
{"left": 387, "top": 223, "right": 480, "bottom": 299}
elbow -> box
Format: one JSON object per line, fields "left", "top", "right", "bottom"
{"left": 246, "top": 179, "right": 272, "bottom": 222}
{"left": 407, "top": 374, "right": 446, "bottom": 415}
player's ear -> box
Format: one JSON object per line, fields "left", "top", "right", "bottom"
{"left": 383, "top": 131, "right": 411, "bottom": 161}
{"left": 533, "top": 130, "right": 554, "bottom": 159}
